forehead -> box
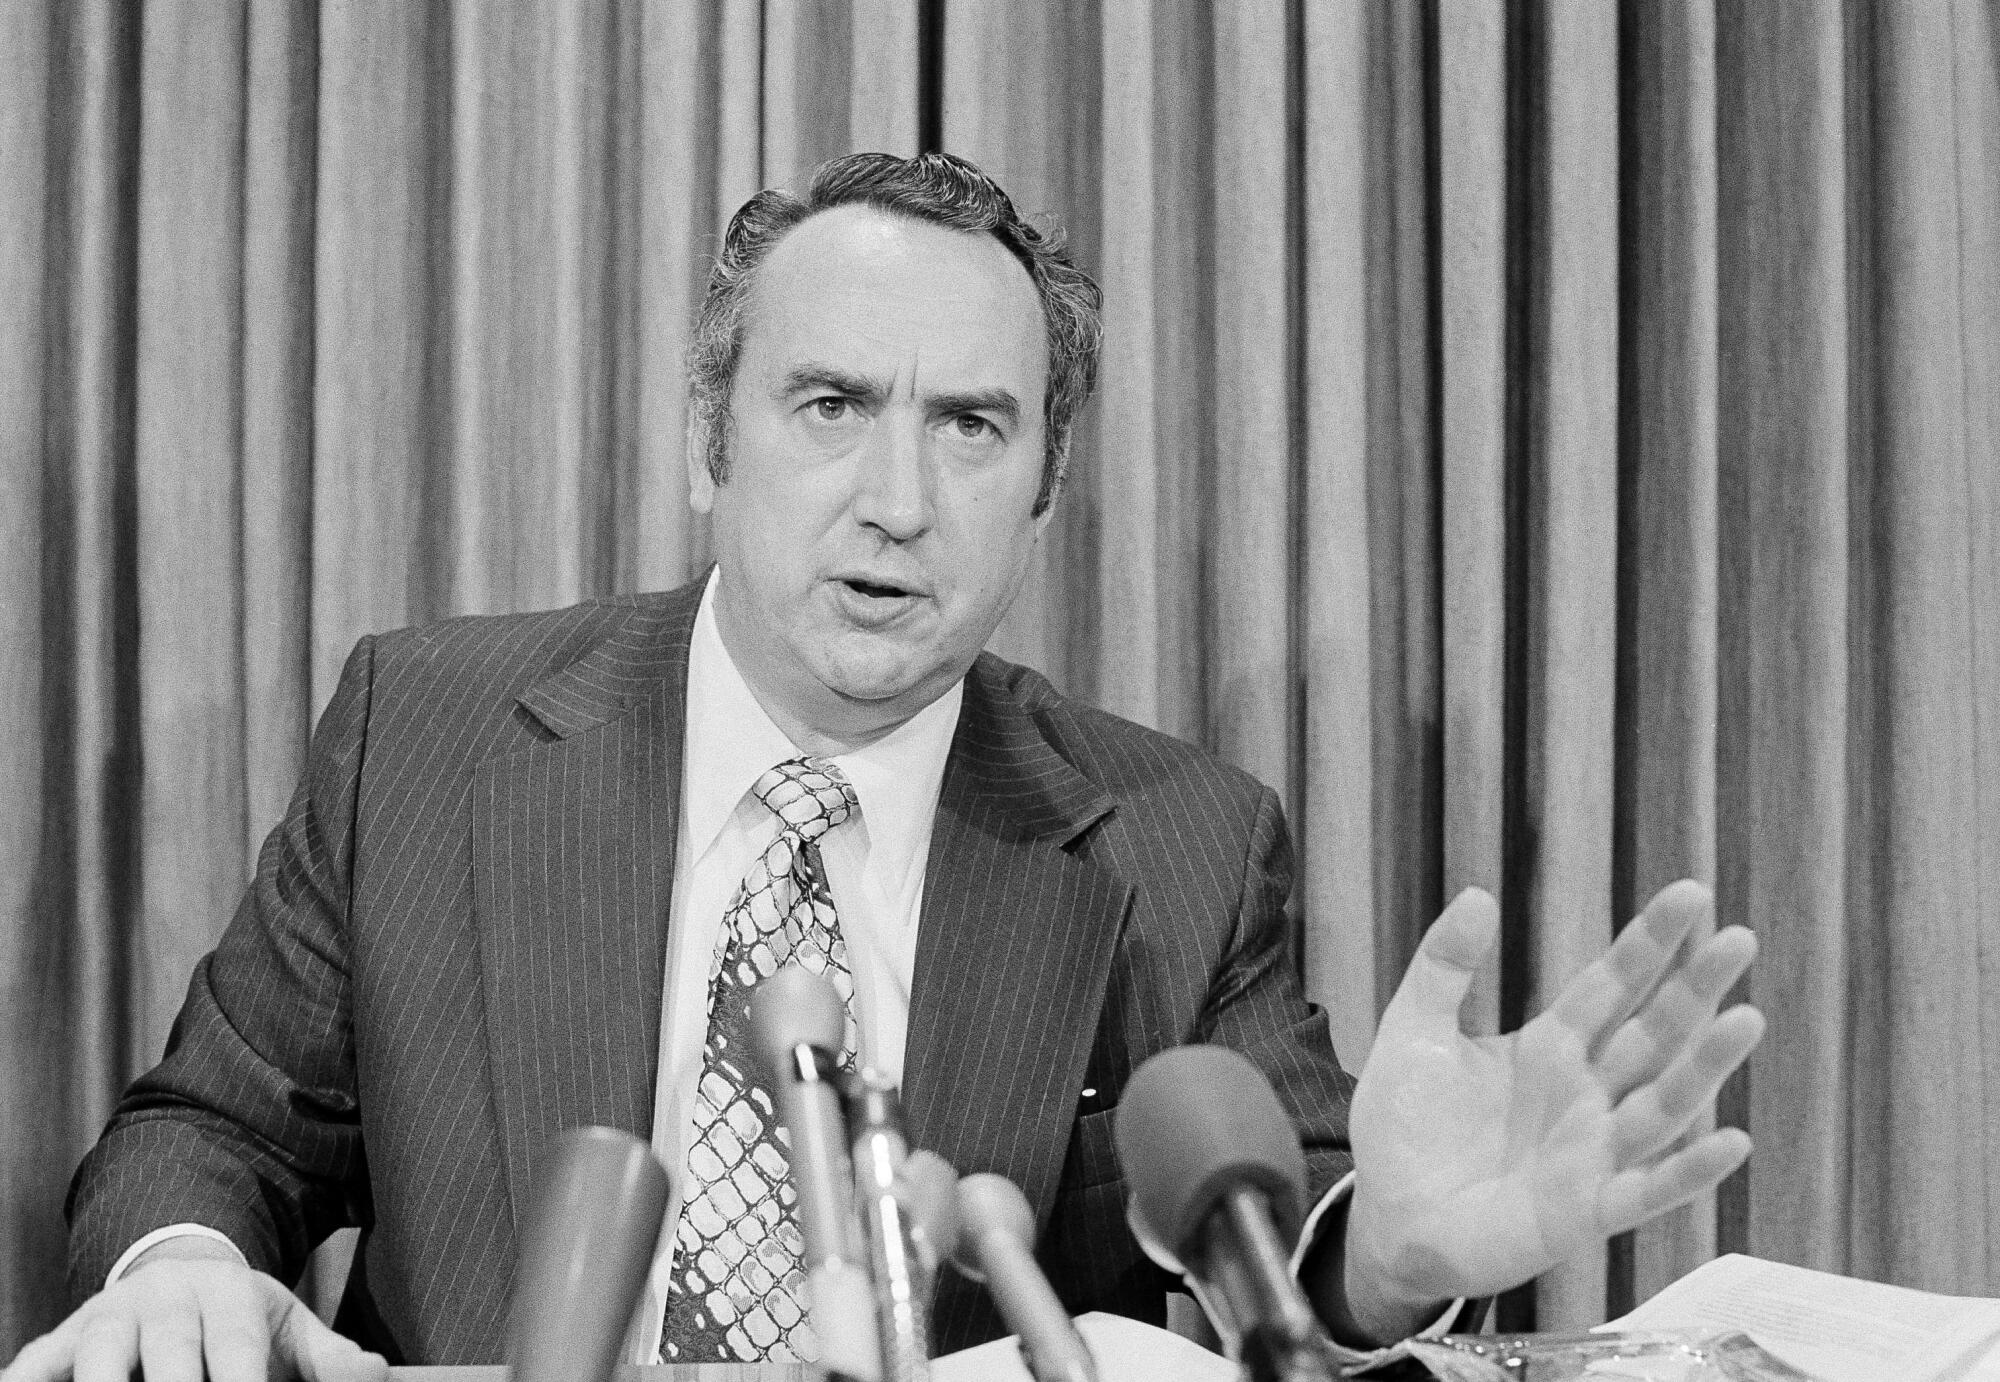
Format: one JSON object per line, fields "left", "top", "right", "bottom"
{"left": 739, "top": 205, "right": 1048, "bottom": 395}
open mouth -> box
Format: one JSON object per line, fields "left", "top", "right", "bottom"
{"left": 833, "top": 576, "right": 927, "bottom": 626}
{"left": 842, "top": 578, "right": 915, "bottom": 600}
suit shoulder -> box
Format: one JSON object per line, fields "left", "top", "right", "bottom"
{"left": 969, "top": 652, "right": 1274, "bottom": 820}
{"left": 363, "top": 589, "right": 687, "bottom": 701}
{"left": 317, "top": 586, "right": 698, "bottom": 776}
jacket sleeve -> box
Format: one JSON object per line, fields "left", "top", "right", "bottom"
{"left": 1189, "top": 789, "right": 1490, "bottom": 1348}
{"left": 1194, "top": 783, "right": 1357, "bottom": 1209}
{"left": 65, "top": 637, "right": 380, "bottom": 1303}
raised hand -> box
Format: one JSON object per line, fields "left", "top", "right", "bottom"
{"left": 1339, "top": 879, "right": 1764, "bottom": 1341}
{"left": 1, "top": 1241, "right": 385, "bottom": 1382}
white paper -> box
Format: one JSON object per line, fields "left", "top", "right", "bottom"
{"left": 934, "top": 1310, "right": 1237, "bottom": 1382}
{"left": 1602, "top": 1254, "right": 2000, "bottom": 1382}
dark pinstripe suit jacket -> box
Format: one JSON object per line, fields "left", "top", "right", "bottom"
{"left": 67, "top": 578, "right": 1356, "bottom": 1361}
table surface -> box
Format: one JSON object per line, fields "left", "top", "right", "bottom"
{"left": 393, "top": 1369, "right": 814, "bottom": 1380}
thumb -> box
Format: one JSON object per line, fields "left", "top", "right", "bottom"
{"left": 274, "top": 1297, "right": 388, "bottom": 1382}
{"left": 1379, "top": 887, "right": 1499, "bottom": 1037}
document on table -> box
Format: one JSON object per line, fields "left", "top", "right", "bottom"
{"left": 935, "top": 1311, "right": 1236, "bottom": 1382}
{"left": 1602, "top": 1253, "right": 2000, "bottom": 1382}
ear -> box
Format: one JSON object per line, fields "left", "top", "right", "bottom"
{"left": 685, "top": 421, "right": 716, "bottom": 515}
{"left": 1031, "top": 453, "right": 1066, "bottom": 534}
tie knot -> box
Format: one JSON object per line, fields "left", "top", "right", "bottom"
{"left": 752, "top": 757, "right": 857, "bottom": 841}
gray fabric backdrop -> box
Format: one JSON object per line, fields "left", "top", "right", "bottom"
{"left": 3, "top": 0, "right": 1997, "bottom": 1353}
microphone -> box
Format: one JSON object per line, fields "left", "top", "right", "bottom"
{"left": 900, "top": 1149, "right": 961, "bottom": 1272}
{"left": 1115, "top": 1046, "right": 1339, "bottom": 1382}
{"left": 953, "top": 1173, "right": 1100, "bottom": 1382}
{"left": 507, "top": 1126, "right": 671, "bottom": 1382}
{"left": 847, "top": 1070, "right": 936, "bottom": 1382}
{"left": 749, "top": 967, "right": 878, "bottom": 1382}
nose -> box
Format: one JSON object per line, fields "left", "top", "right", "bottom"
{"left": 850, "top": 411, "right": 932, "bottom": 541}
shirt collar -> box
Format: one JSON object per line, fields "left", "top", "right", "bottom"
{"left": 682, "top": 571, "right": 962, "bottom": 881}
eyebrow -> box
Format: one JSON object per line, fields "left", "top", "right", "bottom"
{"left": 777, "top": 364, "right": 889, "bottom": 404}
{"left": 928, "top": 388, "right": 1021, "bottom": 429}
{"left": 775, "top": 364, "right": 1022, "bottom": 428}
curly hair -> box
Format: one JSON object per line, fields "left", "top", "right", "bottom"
{"left": 686, "top": 151, "right": 1103, "bottom": 515}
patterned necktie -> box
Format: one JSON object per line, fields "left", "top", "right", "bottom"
{"left": 662, "top": 757, "right": 859, "bottom": 1364}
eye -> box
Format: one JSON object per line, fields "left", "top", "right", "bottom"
{"left": 950, "top": 413, "right": 996, "bottom": 440}
{"left": 811, "top": 396, "right": 852, "bottom": 422}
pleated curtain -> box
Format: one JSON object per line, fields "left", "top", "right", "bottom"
{"left": 2, "top": 0, "right": 1996, "bottom": 1354}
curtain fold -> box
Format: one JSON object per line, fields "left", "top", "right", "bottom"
{"left": 1717, "top": 0, "right": 1864, "bottom": 1286}
{"left": 1, "top": 0, "right": 59, "bottom": 1354}
{"left": 1616, "top": 0, "right": 1720, "bottom": 1306}
{"left": 1093, "top": 0, "right": 1162, "bottom": 733}
{"left": 134, "top": 0, "right": 251, "bottom": 1062}
{"left": 240, "top": 0, "right": 318, "bottom": 857}
{"left": 1209, "top": 0, "right": 1299, "bottom": 821}
{"left": 1437, "top": 1, "right": 1509, "bottom": 1051}
{"left": 1301, "top": 0, "right": 1382, "bottom": 1074}
{"left": 3, "top": 0, "right": 144, "bottom": 1351}
{"left": 3, "top": 0, "right": 1997, "bottom": 1352}
{"left": 1861, "top": 0, "right": 2000, "bottom": 1293}
{"left": 1518, "top": 0, "right": 1621, "bottom": 1328}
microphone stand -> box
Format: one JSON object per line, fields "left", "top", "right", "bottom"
{"left": 847, "top": 1070, "right": 934, "bottom": 1382}
{"left": 781, "top": 1040, "right": 876, "bottom": 1382}
{"left": 1191, "top": 1186, "right": 1342, "bottom": 1382}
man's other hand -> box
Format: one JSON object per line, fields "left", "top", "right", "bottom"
{"left": 1341, "top": 879, "right": 1764, "bottom": 1342}
{"left": 1, "top": 1239, "right": 386, "bottom": 1382}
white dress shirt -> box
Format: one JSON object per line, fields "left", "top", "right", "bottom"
{"left": 629, "top": 572, "right": 961, "bottom": 1363}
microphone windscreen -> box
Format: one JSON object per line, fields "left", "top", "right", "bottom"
{"left": 748, "top": 965, "right": 847, "bottom": 1081}
{"left": 952, "top": 1172, "right": 1036, "bottom": 1283}
{"left": 508, "top": 1126, "right": 671, "bottom": 1382}
{"left": 955, "top": 1174, "right": 1102, "bottom": 1382}
{"left": 901, "top": 1149, "right": 961, "bottom": 1263}
{"left": 1113, "top": 1046, "right": 1307, "bottom": 1258}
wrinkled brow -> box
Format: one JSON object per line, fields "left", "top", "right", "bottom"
{"left": 775, "top": 364, "right": 889, "bottom": 402}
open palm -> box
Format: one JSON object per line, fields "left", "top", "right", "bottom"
{"left": 1344, "top": 880, "right": 1764, "bottom": 1314}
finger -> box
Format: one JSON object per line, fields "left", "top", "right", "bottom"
{"left": 1378, "top": 887, "right": 1499, "bottom": 1036}
{"left": 1612, "top": 1004, "right": 1765, "bottom": 1164}
{"left": 1546, "top": 879, "right": 1711, "bottom": 1047}
{"left": 197, "top": 1277, "right": 279, "bottom": 1382}
{"left": 1597, "top": 926, "right": 1757, "bottom": 1098}
{"left": 68, "top": 1309, "right": 137, "bottom": 1382}
{"left": 1600, "top": 1127, "right": 1752, "bottom": 1234}
{"left": 137, "top": 1291, "right": 208, "bottom": 1382}
{"left": 280, "top": 1301, "right": 389, "bottom": 1382}
{"left": 3, "top": 1318, "right": 86, "bottom": 1382}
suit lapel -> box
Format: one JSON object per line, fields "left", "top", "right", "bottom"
{"left": 904, "top": 656, "right": 1130, "bottom": 1230}
{"left": 471, "top": 614, "right": 1128, "bottom": 1254}
{"left": 471, "top": 587, "right": 701, "bottom": 1223}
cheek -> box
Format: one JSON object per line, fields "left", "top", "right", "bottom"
{"left": 713, "top": 471, "right": 843, "bottom": 570}
{"left": 950, "top": 509, "right": 1044, "bottom": 607}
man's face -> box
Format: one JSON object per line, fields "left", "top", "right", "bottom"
{"left": 690, "top": 204, "right": 1053, "bottom": 749}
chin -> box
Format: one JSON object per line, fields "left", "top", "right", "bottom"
{"left": 826, "top": 674, "right": 930, "bottom": 709}
{"left": 817, "top": 656, "right": 937, "bottom": 710}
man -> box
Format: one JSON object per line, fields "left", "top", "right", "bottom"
{"left": 6, "top": 153, "right": 1762, "bottom": 1381}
